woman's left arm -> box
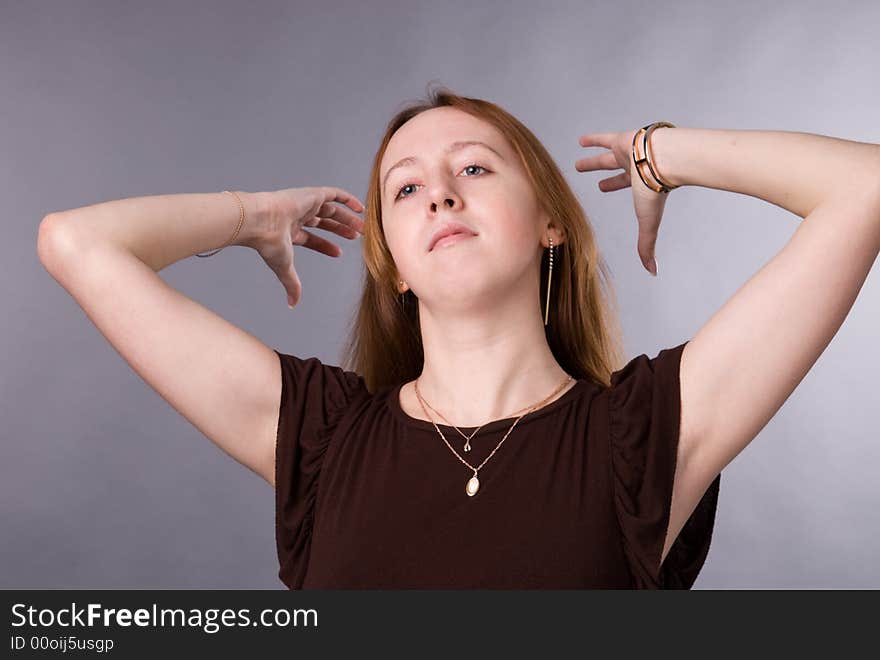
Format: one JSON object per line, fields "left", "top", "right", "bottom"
{"left": 652, "top": 127, "right": 880, "bottom": 474}
{"left": 578, "top": 126, "right": 880, "bottom": 565}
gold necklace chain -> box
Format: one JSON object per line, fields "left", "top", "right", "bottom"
{"left": 418, "top": 377, "right": 572, "bottom": 452}
{"left": 413, "top": 374, "right": 574, "bottom": 497}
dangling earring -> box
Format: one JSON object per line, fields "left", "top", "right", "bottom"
{"left": 398, "top": 279, "right": 406, "bottom": 305}
{"left": 544, "top": 236, "right": 554, "bottom": 326}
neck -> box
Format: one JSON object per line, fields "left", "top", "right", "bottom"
{"left": 405, "top": 273, "right": 575, "bottom": 426}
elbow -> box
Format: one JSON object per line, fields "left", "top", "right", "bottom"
{"left": 37, "top": 213, "right": 78, "bottom": 274}
{"left": 37, "top": 214, "right": 58, "bottom": 268}
{"left": 37, "top": 214, "right": 63, "bottom": 269}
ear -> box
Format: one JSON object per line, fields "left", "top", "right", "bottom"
{"left": 542, "top": 218, "right": 567, "bottom": 249}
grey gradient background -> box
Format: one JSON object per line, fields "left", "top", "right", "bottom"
{"left": 3, "top": 0, "right": 878, "bottom": 588}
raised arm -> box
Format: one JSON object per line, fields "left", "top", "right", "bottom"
{"left": 577, "top": 125, "right": 880, "bottom": 567}
{"left": 37, "top": 186, "right": 365, "bottom": 488}
{"left": 665, "top": 128, "right": 880, "bottom": 564}
{"left": 653, "top": 128, "right": 880, "bottom": 556}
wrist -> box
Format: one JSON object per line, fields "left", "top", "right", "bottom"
{"left": 649, "top": 126, "right": 682, "bottom": 188}
{"left": 232, "top": 190, "right": 270, "bottom": 249}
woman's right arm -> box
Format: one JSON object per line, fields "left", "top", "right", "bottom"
{"left": 36, "top": 188, "right": 364, "bottom": 488}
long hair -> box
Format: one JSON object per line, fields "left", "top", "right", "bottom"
{"left": 339, "top": 84, "right": 625, "bottom": 393}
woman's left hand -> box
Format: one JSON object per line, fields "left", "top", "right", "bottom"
{"left": 574, "top": 128, "right": 671, "bottom": 276}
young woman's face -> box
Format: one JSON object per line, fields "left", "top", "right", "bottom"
{"left": 380, "top": 107, "right": 550, "bottom": 306}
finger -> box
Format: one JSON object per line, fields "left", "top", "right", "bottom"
{"left": 636, "top": 224, "right": 659, "bottom": 275}
{"left": 316, "top": 201, "right": 366, "bottom": 234}
{"left": 281, "top": 262, "right": 303, "bottom": 308}
{"left": 312, "top": 216, "right": 361, "bottom": 240}
{"left": 597, "top": 172, "right": 630, "bottom": 192}
{"left": 325, "top": 186, "right": 366, "bottom": 214}
{"left": 574, "top": 152, "right": 619, "bottom": 173}
{"left": 271, "top": 246, "right": 302, "bottom": 308}
{"left": 578, "top": 133, "right": 615, "bottom": 148}
{"left": 295, "top": 227, "right": 345, "bottom": 258}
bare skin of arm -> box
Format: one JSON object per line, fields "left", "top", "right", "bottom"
{"left": 578, "top": 126, "right": 880, "bottom": 569}
{"left": 37, "top": 188, "right": 364, "bottom": 488}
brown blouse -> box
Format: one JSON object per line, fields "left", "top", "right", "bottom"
{"left": 272, "top": 340, "right": 721, "bottom": 589}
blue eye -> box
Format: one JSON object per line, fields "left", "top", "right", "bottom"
{"left": 394, "top": 164, "right": 489, "bottom": 201}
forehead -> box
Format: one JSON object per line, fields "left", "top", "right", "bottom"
{"left": 381, "top": 107, "right": 507, "bottom": 170}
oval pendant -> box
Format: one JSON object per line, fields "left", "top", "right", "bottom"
{"left": 466, "top": 475, "right": 480, "bottom": 497}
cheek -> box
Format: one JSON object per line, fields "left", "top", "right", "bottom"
{"left": 485, "top": 199, "right": 540, "bottom": 250}
{"left": 384, "top": 222, "right": 422, "bottom": 268}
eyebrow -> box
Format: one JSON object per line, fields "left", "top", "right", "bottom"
{"left": 381, "top": 140, "right": 506, "bottom": 196}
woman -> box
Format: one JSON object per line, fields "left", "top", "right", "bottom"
{"left": 37, "top": 87, "right": 880, "bottom": 589}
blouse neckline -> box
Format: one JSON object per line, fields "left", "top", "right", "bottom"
{"left": 387, "top": 377, "right": 592, "bottom": 434}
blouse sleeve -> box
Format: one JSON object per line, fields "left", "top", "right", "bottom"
{"left": 608, "top": 340, "right": 721, "bottom": 589}
{"left": 272, "top": 349, "right": 368, "bottom": 589}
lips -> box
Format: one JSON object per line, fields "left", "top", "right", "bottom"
{"left": 428, "top": 222, "right": 478, "bottom": 252}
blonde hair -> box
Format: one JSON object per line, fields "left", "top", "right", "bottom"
{"left": 339, "top": 84, "right": 625, "bottom": 393}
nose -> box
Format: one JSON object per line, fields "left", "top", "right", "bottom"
{"left": 430, "top": 193, "right": 459, "bottom": 212}
{"left": 426, "top": 174, "right": 462, "bottom": 213}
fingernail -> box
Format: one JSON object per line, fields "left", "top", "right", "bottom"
{"left": 287, "top": 297, "right": 294, "bottom": 309}
{"left": 649, "top": 258, "right": 658, "bottom": 277}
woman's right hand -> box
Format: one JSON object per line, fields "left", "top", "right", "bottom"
{"left": 250, "top": 186, "right": 366, "bottom": 308}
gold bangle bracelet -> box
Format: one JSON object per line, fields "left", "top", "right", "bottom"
{"left": 196, "top": 190, "right": 245, "bottom": 258}
{"left": 631, "top": 122, "right": 678, "bottom": 193}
